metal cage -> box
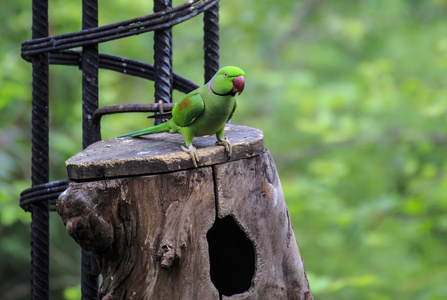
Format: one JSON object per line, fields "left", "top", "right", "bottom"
{"left": 19, "top": 0, "right": 220, "bottom": 298}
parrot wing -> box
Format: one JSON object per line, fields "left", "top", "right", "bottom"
{"left": 172, "top": 93, "right": 205, "bottom": 127}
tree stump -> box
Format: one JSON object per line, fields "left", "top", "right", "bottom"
{"left": 57, "top": 125, "right": 313, "bottom": 299}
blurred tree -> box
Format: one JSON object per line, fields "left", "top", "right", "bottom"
{"left": 1, "top": 0, "right": 447, "bottom": 299}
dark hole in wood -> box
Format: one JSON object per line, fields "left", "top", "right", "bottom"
{"left": 207, "top": 215, "right": 255, "bottom": 296}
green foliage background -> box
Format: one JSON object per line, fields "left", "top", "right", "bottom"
{"left": 1, "top": 0, "right": 447, "bottom": 299}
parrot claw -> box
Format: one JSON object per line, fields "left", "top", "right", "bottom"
{"left": 216, "top": 137, "right": 232, "bottom": 159}
{"left": 181, "top": 145, "right": 199, "bottom": 168}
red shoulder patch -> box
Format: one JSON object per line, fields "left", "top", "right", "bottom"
{"left": 177, "top": 97, "right": 192, "bottom": 110}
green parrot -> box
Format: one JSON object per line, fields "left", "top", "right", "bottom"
{"left": 118, "top": 66, "right": 245, "bottom": 168}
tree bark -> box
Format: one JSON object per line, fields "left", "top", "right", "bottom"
{"left": 57, "top": 125, "right": 313, "bottom": 299}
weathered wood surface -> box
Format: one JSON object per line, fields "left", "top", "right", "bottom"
{"left": 66, "top": 125, "right": 265, "bottom": 180}
{"left": 215, "top": 153, "right": 312, "bottom": 300}
{"left": 58, "top": 168, "right": 219, "bottom": 299}
{"left": 57, "top": 125, "right": 313, "bottom": 299}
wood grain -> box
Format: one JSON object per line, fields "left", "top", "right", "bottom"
{"left": 57, "top": 125, "right": 313, "bottom": 299}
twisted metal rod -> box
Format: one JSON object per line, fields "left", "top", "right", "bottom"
{"left": 203, "top": 2, "right": 220, "bottom": 82}
{"left": 154, "top": 0, "right": 173, "bottom": 125}
{"left": 20, "top": 179, "right": 68, "bottom": 212}
{"left": 48, "top": 51, "right": 199, "bottom": 94}
{"left": 81, "top": 0, "right": 101, "bottom": 298}
{"left": 22, "top": 0, "right": 220, "bottom": 298}
{"left": 21, "top": 0, "right": 220, "bottom": 59}
{"left": 30, "top": 0, "right": 50, "bottom": 298}
{"left": 82, "top": 0, "right": 101, "bottom": 149}
{"left": 23, "top": 0, "right": 197, "bottom": 46}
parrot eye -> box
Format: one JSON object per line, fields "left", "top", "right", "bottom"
{"left": 224, "top": 73, "right": 228, "bottom": 77}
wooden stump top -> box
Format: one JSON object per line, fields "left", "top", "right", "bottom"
{"left": 58, "top": 124, "right": 314, "bottom": 299}
{"left": 66, "top": 125, "right": 265, "bottom": 180}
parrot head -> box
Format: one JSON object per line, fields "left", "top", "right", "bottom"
{"left": 209, "top": 66, "right": 245, "bottom": 97}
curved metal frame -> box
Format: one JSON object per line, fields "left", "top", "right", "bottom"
{"left": 20, "top": 0, "right": 220, "bottom": 298}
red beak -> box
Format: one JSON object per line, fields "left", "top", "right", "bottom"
{"left": 232, "top": 75, "right": 245, "bottom": 95}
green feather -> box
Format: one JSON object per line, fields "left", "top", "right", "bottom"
{"left": 117, "top": 66, "right": 245, "bottom": 167}
{"left": 117, "top": 120, "right": 172, "bottom": 138}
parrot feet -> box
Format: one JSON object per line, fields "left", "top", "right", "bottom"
{"left": 216, "top": 137, "right": 232, "bottom": 159}
{"left": 181, "top": 145, "right": 199, "bottom": 168}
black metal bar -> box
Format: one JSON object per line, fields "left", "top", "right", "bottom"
{"left": 203, "top": 2, "right": 220, "bottom": 82}
{"left": 30, "top": 0, "right": 50, "bottom": 298}
{"left": 22, "top": 0, "right": 198, "bottom": 49}
{"left": 22, "top": 0, "right": 222, "bottom": 297}
{"left": 20, "top": 179, "right": 68, "bottom": 212}
{"left": 21, "top": 0, "right": 220, "bottom": 60}
{"left": 153, "top": 0, "right": 174, "bottom": 125}
{"left": 81, "top": 0, "right": 100, "bottom": 298}
{"left": 82, "top": 0, "right": 100, "bottom": 148}
{"left": 48, "top": 51, "right": 199, "bottom": 93}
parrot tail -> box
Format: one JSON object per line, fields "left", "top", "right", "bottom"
{"left": 117, "top": 120, "right": 171, "bottom": 138}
